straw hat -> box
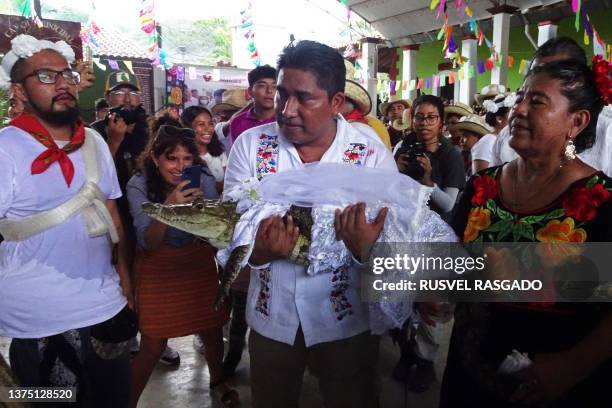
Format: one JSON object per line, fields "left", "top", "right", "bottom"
{"left": 392, "top": 108, "right": 412, "bottom": 131}
{"left": 450, "top": 114, "right": 493, "bottom": 138}
{"left": 344, "top": 79, "right": 372, "bottom": 115}
{"left": 475, "top": 84, "right": 508, "bottom": 105}
{"left": 444, "top": 102, "right": 473, "bottom": 119}
{"left": 211, "top": 88, "right": 248, "bottom": 115}
{"left": 379, "top": 94, "right": 411, "bottom": 117}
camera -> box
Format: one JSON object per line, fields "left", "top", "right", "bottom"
{"left": 394, "top": 141, "right": 427, "bottom": 180}
{"left": 107, "top": 106, "right": 147, "bottom": 125}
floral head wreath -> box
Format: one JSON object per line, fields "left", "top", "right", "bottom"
{"left": 482, "top": 93, "right": 518, "bottom": 114}
{"left": 592, "top": 55, "right": 611, "bottom": 105}
{"left": 0, "top": 34, "right": 75, "bottom": 89}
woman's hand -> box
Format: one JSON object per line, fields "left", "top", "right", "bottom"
{"left": 510, "top": 351, "right": 584, "bottom": 406}
{"left": 416, "top": 155, "right": 434, "bottom": 187}
{"left": 164, "top": 180, "right": 203, "bottom": 205}
{"left": 334, "top": 202, "right": 388, "bottom": 262}
{"left": 396, "top": 153, "right": 410, "bottom": 173}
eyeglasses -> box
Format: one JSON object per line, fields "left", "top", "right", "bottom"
{"left": 414, "top": 114, "right": 440, "bottom": 125}
{"left": 110, "top": 90, "right": 141, "bottom": 98}
{"left": 19, "top": 69, "right": 80, "bottom": 85}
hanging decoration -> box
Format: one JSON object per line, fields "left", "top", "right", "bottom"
{"left": 571, "top": 3, "right": 608, "bottom": 60}
{"left": 17, "top": 0, "right": 43, "bottom": 28}
{"left": 240, "top": 1, "right": 261, "bottom": 67}
{"left": 139, "top": 0, "right": 168, "bottom": 68}
{"left": 79, "top": 20, "right": 101, "bottom": 51}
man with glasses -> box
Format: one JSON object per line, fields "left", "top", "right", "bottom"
{"left": 0, "top": 35, "right": 131, "bottom": 405}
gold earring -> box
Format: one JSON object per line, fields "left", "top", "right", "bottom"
{"left": 564, "top": 139, "right": 576, "bottom": 161}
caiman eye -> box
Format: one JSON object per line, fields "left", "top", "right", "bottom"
{"left": 194, "top": 202, "right": 204, "bottom": 210}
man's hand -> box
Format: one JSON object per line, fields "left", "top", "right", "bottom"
{"left": 75, "top": 61, "right": 95, "bottom": 92}
{"left": 249, "top": 215, "right": 299, "bottom": 266}
{"left": 334, "top": 202, "right": 388, "bottom": 262}
{"left": 106, "top": 113, "right": 128, "bottom": 156}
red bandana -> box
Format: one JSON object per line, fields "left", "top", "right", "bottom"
{"left": 344, "top": 109, "right": 369, "bottom": 125}
{"left": 10, "top": 113, "right": 85, "bottom": 187}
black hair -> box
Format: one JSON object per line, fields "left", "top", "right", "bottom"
{"left": 95, "top": 98, "right": 109, "bottom": 111}
{"left": 526, "top": 60, "right": 604, "bottom": 153}
{"left": 484, "top": 95, "right": 510, "bottom": 127}
{"left": 277, "top": 40, "right": 345, "bottom": 100}
{"left": 412, "top": 94, "right": 445, "bottom": 120}
{"left": 136, "top": 125, "right": 204, "bottom": 203}
{"left": 534, "top": 37, "right": 587, "bottom": 65}
{"left": 180, "top": 106, "right": 225, "bottom": 157}
{"left": 248, "top": 65, "right": 276, "bottom": 88}
{"left": 148, "top": 110, "right": 182, "bottom": 137}
{"left": 10, "top": 58, "right": 28, "bottom": 82}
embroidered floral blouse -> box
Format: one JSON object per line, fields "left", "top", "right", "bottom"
{"left": 443, "top": 164, "right": 612, "bottom": 404}
{"left": 453, "top": 165, "right": 612, "bottom": 245}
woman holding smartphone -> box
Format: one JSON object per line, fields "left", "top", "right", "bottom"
{"left": 126, "top": 125, "right": 238, "bottom": 407}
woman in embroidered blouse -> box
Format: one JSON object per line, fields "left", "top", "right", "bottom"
{"left": 440, "top": 60, "right": 612, "bottom": 407}
{"left": 181, "top": 106, "right": 228, "bottom": 194}
{"left": 126, "top": 125, "right": 238, "bottom": 407}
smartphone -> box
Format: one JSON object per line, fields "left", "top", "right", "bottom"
{"left": 181, "top": 165, "right": 202, "bottom": 191}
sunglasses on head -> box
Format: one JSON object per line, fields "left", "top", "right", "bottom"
{"left": 154, "top": 125, "right": 196, "bottom": 143}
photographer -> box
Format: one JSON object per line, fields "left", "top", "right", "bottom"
{"left": 91, "top": 71, "right": 150, "bottom": 247}
{"left": 394, "top": 95, "right": 465, "bottom": 217}
{"left": 391, "top": 95, "right": 465, "bottom": 393}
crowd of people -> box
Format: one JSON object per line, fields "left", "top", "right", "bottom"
{"left": 0, "top": 30, "right": 611, "bottom": 408}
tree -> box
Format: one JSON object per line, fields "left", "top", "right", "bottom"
{"left": 157, "top": 17, "right": 232, "bottom": 66}
{"left": 195, "top": 18, "right": 231, "bottom": 64}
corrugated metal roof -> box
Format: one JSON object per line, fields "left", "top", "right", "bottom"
{"left": 346, "top": 0, "right": 566, "bottom": 46}
{"left": 93, "top": 27, "right": 150, "bottom": 60}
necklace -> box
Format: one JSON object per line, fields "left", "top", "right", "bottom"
{"left": 510, "top": 162, "right": 564, "bottom": 209}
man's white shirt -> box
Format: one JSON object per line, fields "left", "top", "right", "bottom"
{"left": 224, "top": 116, "right": 396, "bottom": 346}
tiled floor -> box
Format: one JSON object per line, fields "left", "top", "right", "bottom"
{"left": 1, "top": 321, "right": 452, "bottom": 407}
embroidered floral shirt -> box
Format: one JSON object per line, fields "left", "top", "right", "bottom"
{"left": 223, "top": 116, "right": 397, "bottom": 346}
{"left": 443, "top": 165, "right": 612, "bottom": 404}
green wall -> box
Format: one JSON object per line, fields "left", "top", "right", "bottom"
{"left": 406, "top": 9, "right": 612, "bottom": 92}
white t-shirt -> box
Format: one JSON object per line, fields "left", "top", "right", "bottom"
{"left": 200, "top": 151, "right": 228, "bottom": 182}
{"left": 579, "top": 105, "right": 612, "bottom": 175}
{"left": 471, "top": 133, "right": 497, "bottom": 174}
{"left": 489, "top": 126, "right": 518, "bottom": 166}
{"left": 0, "top": 127, "right": 126, "bottom": 338}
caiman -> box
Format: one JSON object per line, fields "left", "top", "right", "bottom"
{"left": 142, "top": 199, "right": 312, "bottom": 309}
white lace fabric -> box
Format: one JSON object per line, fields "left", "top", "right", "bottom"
{"left": 217, "top": 163, "right": 458, "bottom": 333}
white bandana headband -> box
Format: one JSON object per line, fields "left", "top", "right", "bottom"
{"left": 0, "top": 34, "right": 75, "bottom": 88}
{"left": 483, "top": 93, "right": 518, "bottom": 114}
